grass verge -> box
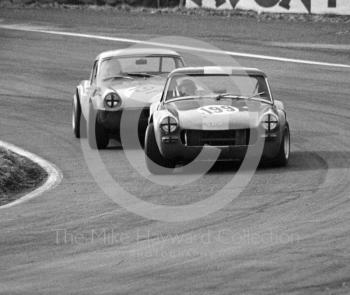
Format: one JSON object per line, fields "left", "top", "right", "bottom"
{"left": 0, "top": 147, "right": 47, "bottom": 206}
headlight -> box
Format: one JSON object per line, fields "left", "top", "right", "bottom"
{"left": 160, "top": 116, "right": 178, "bottom": 133}
{"left": 104, "top": 92, "right": 121, "bottom": 108}
{"left": 261, "top": 113, "right": 279, "bottom": 131}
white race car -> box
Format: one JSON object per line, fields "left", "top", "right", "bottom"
{"left": 72, "top": 48, "right": 185, "bottom": 149}
{"left": 145, "top": 67, "right": 290, "bottom": 173}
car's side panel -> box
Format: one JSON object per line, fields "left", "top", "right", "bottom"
{"left": 152, "top": 109, "right": 171, "bottom": 149}
{"left": 274, "top": 99, "right": 285, "bottom": 111}
{"left": 149, "top": 101, "right": 161, "bottom": 123}
{"left": 77, "top": 80, "right": 94, "bottom": 119}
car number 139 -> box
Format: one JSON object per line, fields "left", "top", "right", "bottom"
{"left": 199, "top": 105, "right": 238, "bottom": 115}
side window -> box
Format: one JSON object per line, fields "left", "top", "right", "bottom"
{"left": 165, "top": 77, "right": 179, "bottom": 101}
{"left": 265, "top": 78, "right": 273, "bottom": 101}
{"left": 175, "top": 57, "right": 185, "bottom": 68}
{"left": 90, "top": 61, "right": 98, "bottom": 84}
{"left": 162, "top": 57, "right": 176, "bottom": 73}
{"left": 161, "top": 78, "right": 172, "bottom": 102}
{"left": 255, "top": 76, "right": 271, "bottom": 100}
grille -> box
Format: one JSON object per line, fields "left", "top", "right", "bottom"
{"left": 181, "top": 129, "right": 256, "bottom": 147}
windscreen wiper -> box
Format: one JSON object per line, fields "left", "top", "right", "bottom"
{"left": 102, "top": 75, "right": 133, "bottom": 81}
{"left": 216, "top": 91, "right": 270, "bottom": 104}
{"left": 125, "top": 72, "right": 159, "bottom": 78}
{"left": 245, "top": 92, "right": 272, "bottom": 104}
{"left": 165, "top": 95, "right": 204, "bottom": 103}
{"left": 215, "top": 93, "right": 244, "bottom": 101}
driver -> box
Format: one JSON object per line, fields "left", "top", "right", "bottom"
{"left": 178, "top": 79, "right": 197, "bottom": 97}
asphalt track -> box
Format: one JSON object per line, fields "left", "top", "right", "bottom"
{"left": 1, "top": 7, "right": 350, "bottom": 295}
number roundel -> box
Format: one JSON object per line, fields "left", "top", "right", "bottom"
{"left": 199, "top": 105, "right": 239, "bottom": 115}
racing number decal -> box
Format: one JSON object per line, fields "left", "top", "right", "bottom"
{"left": 199, "top": 105, "right": 238, "bottom": 115}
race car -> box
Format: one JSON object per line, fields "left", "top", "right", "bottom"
{"left": 72, "top": 48, "right": 185, "bottom": 149}
{"left": 145, "top": 66, "right": 290, "bottom": 173}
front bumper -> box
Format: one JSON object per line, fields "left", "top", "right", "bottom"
{"left": 96, "top": 108, "right": 149, "bottom": 136}
{"left": 158, "top": 128, "right": 282, "bottom": 162}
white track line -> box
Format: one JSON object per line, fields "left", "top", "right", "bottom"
{"left": 0, "top": 140, "right": 62, "bottom": 210}
{"left": 1, "top": 24, "right": 350, "bottom": 69}
{"left": 266, "top": 42, "right": 350, "bottom": 51}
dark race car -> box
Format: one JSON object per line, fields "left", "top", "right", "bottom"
{"left": 145, "top": 66, "right": 290, "bottom": 173}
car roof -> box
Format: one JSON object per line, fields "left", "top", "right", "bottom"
{"left": 169, "top": 66, "right": 267, "bottom": 77}
{"left": 96, "top": 48, "right": 181, "bottom": 60}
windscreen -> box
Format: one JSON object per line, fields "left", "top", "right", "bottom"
{"left": 99, "top": 56, "right": 182, "bottom": 80}
{"left": 166, "top": 74, "right": 271, "bottom": 102}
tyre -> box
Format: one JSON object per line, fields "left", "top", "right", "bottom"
{"left": 272, "top": 123, "right": 290, "bottom": 167}
{"left": 72, "top": 91, "right": 86, "bottom": 138}
{"left": 138, "top": 131, "right": 145, "bottom": 149}
{"left": 87, "top": 103, "right": 109, "bottom": 149}
{"left": 145, "top": 123, "right": 174, "bottom": 174}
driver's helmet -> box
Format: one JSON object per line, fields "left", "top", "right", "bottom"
{"left": 178, "top": 79, "right": 197, "bottom": 97}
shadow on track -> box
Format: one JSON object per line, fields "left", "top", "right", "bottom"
{"left": 204, "top": 150, "right": 350, "bottom": 174}
{"left": 97, "top": 140, "right": 350, "bottom": 175}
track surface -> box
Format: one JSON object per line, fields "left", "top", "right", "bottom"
{"left": 0, "top": 8, "right": 350, "bottom": 295}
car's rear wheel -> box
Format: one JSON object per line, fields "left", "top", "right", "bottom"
{"left": 272, "top": 123, "right": 290, "bottom": 167}
{"left": 87, "top": 104, "right": 109, "bottom": 150}
{"left": 145, "top": 123, "right": 175, "bottom": 174}
{"left": 72, "top": 91, "right": 86, "bottom": 138}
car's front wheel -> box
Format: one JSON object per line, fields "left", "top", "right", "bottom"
{"left": 273, "top": 123, "right": 290, "bottom": 167}
{"left": 87, "top": 104, "right": 109, "bottom": 150}
{"left": 145, "top": 123, "right": 175, "bottom": 174}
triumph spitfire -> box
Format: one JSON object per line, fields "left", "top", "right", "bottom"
{"left": 72, "top": 48, "right": 185, "bottom": 149}
{"left": 145, "top": 66, "right": 290, "bottom": 173}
